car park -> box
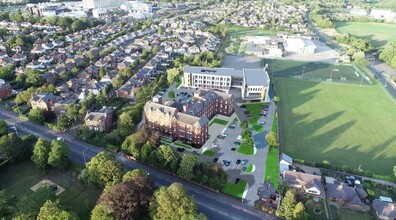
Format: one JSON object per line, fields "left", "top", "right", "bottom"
{"left": 234, "top": 178, "right": 240, "bottom": 184}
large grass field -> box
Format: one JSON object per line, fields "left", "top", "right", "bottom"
{"left": 223, "top": 180, "right": 247, "bottom": 199}
{"left": 276, "top": 79, "right": 396, "bottom": 178}
{"left": 0, "top": 161, "right": 101, "bottom": 219}
{"left": 334, "top": 22, "right": 396, "bottom": 48}
{"left": 264, "top": 59, "right": 371, "bottom": 85}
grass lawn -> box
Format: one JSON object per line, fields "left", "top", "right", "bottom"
{"left": 245, "top": 163, "right": 254, "bottom": 173}
{"left": 225, "top": 42, "right": 240, "bottom": 54}
{"left": 276, "top": 79, "right": 396, "bottom": 178}
{"left": 0, "top": 161, "right": 101, "bottom": 219}
{"left": 209, "top": 118, "right": 229, "bottom": 126}
{"left": 334, "top": 22, "right": 396, "bottom": 48}
{"left": 264, "top": 147, "right": 279, "bottom": 189}
{"left": 330, "top": 205, "right": 374, "bottom": 220}
{"left": 203, "top": 150, "right": 215, "bottom": 157}
{"left": 222, "top": 180, "right": 247, "bottom": 199}
{"left": 245, "top": 103, "right": 264, "bottom": 132}
{"left": 160, "top": 137, "right": 173, "bottom": 144}
{"left": 174, "top": 141, "right": 192, "bottom": 149}
{"left": 264, "top": 59, "right": 371, "bottom": 85}
{"left": 237, "top": 142, "right": 254, "bottom": 156}
{"left": 305, "top": 199, "right": 327, "bottom": 220}
{"left": 176, "top": 77, "right": 182, "bottom": 89}
{"left": 271, "top": 111, "right": 278, "bottom": 133}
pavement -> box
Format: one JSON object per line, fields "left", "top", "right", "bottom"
{"left": 368, "top": 60, "right": 396, "bottom": 100}
{"left": 0, "top": 108, "right": 279, "bottom": 220}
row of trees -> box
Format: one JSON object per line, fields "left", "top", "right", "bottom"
{"left": 309, "top": 9, "right": 333, "bottom": 28}
{"left": 335, "top": 34, "right": 373, "bottom": 52}
{"left": 31, "top": 138, "right": 69, "bottom": 170}
{"left": 0, "top": 186, "right": 78, "bottom": 219}
{"left": 121, "top": 127, "right": 227, "bottom": 190}
{"left": 379, "top": 41, "right": 396, "bottom": 69}
{"left": 172, "top": 51, "right": 223, "bottom": 69}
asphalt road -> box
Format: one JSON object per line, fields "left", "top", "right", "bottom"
{"left": 0, "top": 109, "right": 279, "bottom": 220}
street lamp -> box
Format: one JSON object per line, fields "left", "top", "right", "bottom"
{"left": 330, "top": 68, "right": 339, "bottom": 81}
{"left": 83, "top": 148, "right": 88, "bottom": 164}
{"left": 301, "top": 66, "right": 306, "bottom": 80}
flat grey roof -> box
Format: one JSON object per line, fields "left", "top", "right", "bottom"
{"left": 244, "top": 69, "right": 270, "bottom": 87}
{"left": 184, "top": 66, "right": 242, "bottom": 78}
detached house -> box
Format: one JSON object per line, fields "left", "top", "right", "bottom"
{"left": 30, "top": 92, "right": 57, "bottom": 111}
{"left": 0, "top": 82, "right": 12, "bottom": 99}
{"left": 373, "top": 198, "right": 396, "bottom": 220}
{"left": 84, "top": 107, "right": 113, "bottom": 132}
{"left": 283, "top": 170, "right": 322, "bottom": 195}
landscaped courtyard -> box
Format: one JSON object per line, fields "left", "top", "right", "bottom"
{"left": 0, "top": 161, "right": 101, "bottom": 219}
{"left": 245, "top": 103, "right": 265, "bottom": 132}
{"left": 276, "top": 78, "right": 396, "bottom": 179}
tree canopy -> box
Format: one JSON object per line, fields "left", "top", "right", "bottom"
{"left": 31, "top": 138, "right": 51, "bottom": 170}
{"left": 85, "top": 152, "right": 122, "bottom": 188}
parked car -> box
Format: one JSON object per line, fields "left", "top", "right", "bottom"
{"left": 176, "top": 148, "right": 185, "bottom": 152}
{"left": 241, "top": 159, "right": 248, "bottom": 165}
{"left": 231, "top": 148, "right": 236, "bottom": 151}
{"left": 56, "top": 137, "right": 64, "bottom": 142}
{"left": 213, "top": 157, "right": 219, "bottom": 163}
{"left": 217, "top": 135, "right": 225, "bottom": 139}
{"left": 234, "top": 141, "right": 241, "bottom": 145}
{"left": 242, "top": 166, "right": 247, "bottom": 171}
{"left": 246, "top": 114, "right": 252, "bottom": 118}
{"left": 244, "top": 111, "right": 249, "bottom": 114}
{"left": 236, "top": 159, "right": 241, "bottom": 165}
{"left": 234, "top": 178, "right": 240, "bottom": 184}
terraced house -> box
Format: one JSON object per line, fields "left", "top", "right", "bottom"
{"left": 144, "top": 89, "right": 233, "bottom": 147}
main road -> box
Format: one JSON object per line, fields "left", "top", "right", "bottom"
{"left": 0, "top": 109, "right": 278, "bottom": 220}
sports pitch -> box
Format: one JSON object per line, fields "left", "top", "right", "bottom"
{"left": 276, "top": 79, "right": 396, "bottom": 177}
{"left": 334, "top": 22, "right": 396, "bottom": 48}
{"left": 263, "top": 59, "right": 372, "bottom": 85}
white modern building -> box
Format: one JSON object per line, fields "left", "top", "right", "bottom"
{"left": 83, "top": 0, "right": 125, "bottom": 9}
{"left": 183, "top": 66, "right": 270, "bottom": 102}
{"left": 283, "top": 38, "right": 316, "bottom": 54}
{"left": 370, "top": 9, "right": 396, "bottom": 21}
{"left": 120, "top": 1, "right": 152, "bottom": 19}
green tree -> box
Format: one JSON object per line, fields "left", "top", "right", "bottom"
{"left": 166, "top": 68, "right": 180, "bottom": 84}
{"left": 293, "top": 202, "right": 306, "bottom": 220}
{"left": 150, "top": 183, "right": 202, "bottom": 220}
{"left": 181, "top": 213, "right": 208, "bottom": 220}
{"left": 98, "top": 176, "right": 155, "bottom": 220}
{"left": 15, "top": 187, "right": 56, "bottom": 219}
{"left": 0, "top": 119, "right": 8, "bottom": 136}
{"left": 273, "top": 96, "right": 280, "bottom": 104}
{"left": 265, "top": 132, "right": 279, "bottom": 148}
{"left": 177, "top": 154, "right": 199, "bottom": 180}
{"left": 37, "top": 200, "right": 79, "bottom": 220}
{"left": 31, "top": 138, "right": 51, "bottom": 170}
{"left": 66, "top": 104, "right": 79, "bottom": 121}
{"left": 140, "top": 141, "right": 154, "bottom": 163}
{"left": 85, "top": 152, "right": 122, "bottom": 188}
{"left": 155, "top": 145, "right": 180, "bottom": 172}
{"left": 196, "top": 162, "right": 227, "bottom": 190}
{"left": 168, "top": 90, "right": 175, "bottom": 98}
{"left": 393, "top": 165, "right": 396, "bottom": 178}
{"left": 48, "top": 140, "right": 69, "bottom": 170}
{"left": 276, "top": 190, "right": 296, "bottom": 220}
{"left": 117, "top": 112, "right": 135, "bottom": 137}
{"left": 91, "top": 204, "right": 115, "bottom": 220}
{"left": 57, "top": 114, "right": 71, "bottom": 130}
{"left": 0, "top": 191, "right": 13, "bottom": 218}
{"left": 15, "top": 88, "right": 36, "bottom": 105}
{"left": 28, "top": 109, "right": 45, "bottom": 125}
{"left": 122, "top": 169, "right": 149, "bottom": 182}
{"left": 352, "top": 51, "right": 368, "bottom": 67}
{"left": 0, "top": 133, "right": 29, "bottom": 166}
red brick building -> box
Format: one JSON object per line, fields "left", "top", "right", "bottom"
{"left": 144, "top": 89, "right": 234, "bottom": 147}
{"left": 0, "top": 82, "right": 12, "bottom": 100}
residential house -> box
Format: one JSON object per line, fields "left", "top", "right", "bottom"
{"left": 255, "top": 182, "right": 280, "bottom": 212}
{"left": 373, "top": 198, "right": 396, "bottom": 220}
{"left": 325, "top": 177, "right": 368, "bottom": 210}
{"left": 84, "top": 107, "right": 113, "bottom": 132}
{"left": 30, "top": 92, "right": 57, "bottom": 111}
{"left": 283, "top": 170, "right": 322, "bottom": 195}
{"left": 0, "top": 82, "right": 12, "bottom": 99}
